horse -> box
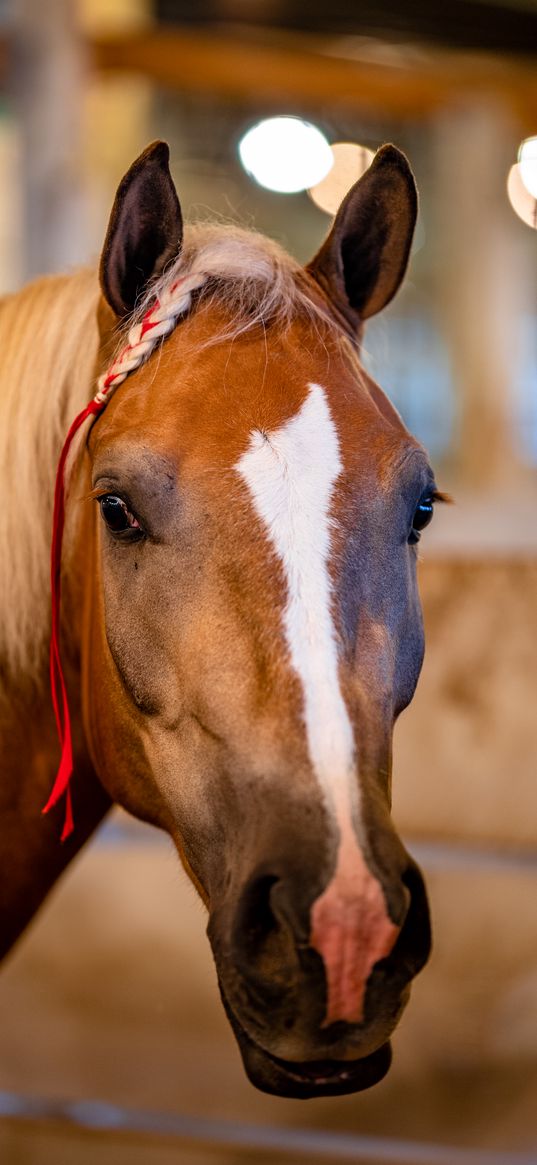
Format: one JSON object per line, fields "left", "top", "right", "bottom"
{"left": 0, "top": 140, "right": 442, "bottom": 1099}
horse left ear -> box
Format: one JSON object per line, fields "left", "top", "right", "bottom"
{"left": 100, "top": 141, "right": 183, "bottom": 318}
{"left": 306, "top": 144, "right": 417, "bottom": 325}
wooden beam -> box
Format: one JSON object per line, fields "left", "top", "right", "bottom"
{"left": 89, "top": 27, "right": 537, "bottom": 131}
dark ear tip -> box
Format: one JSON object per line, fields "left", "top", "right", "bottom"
{"left": 372, "top": 143, "right": 413, "bottom": 177}
{"left": 111, "top": 142, "right": 173, "bottom": 205}
{"left": 138, "top": 140, "right": 171, "bottom": 169}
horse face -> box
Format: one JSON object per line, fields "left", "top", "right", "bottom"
{"left": 81, "top": 143, "right": 435, "bottom": 1097}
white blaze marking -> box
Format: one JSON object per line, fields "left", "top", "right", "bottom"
{"left": 235, "top": 381, "right": 354, "bottom": 797}
{"left": 235, "top": 383, "right": 399, "bottom": 1026}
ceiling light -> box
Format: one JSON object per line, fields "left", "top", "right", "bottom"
{"left": 238, "top": 117, "right": 333, "bottom": 194}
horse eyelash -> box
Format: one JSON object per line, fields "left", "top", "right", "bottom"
{"left": 431, "top": 489, "right": 453, "bottom": 505}
{"left": 84, "top": 487, "right": 130, "bottom": 505}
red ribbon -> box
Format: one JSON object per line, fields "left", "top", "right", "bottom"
{"left": 42, "top": 398, "right": 104, "bottom": 840}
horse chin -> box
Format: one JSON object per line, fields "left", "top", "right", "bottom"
{"left": 219, "top": 987, "right": 392, "bottom": 1099}
{"left": 237, "top": 1033, "right": 393, "bottom": 1100}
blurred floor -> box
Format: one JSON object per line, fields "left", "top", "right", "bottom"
{"left": 0, "top": 815, "right": 536, "bottom": 1163}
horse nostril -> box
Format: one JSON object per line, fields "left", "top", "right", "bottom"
{"left": 235, "top": 873, "right": 281, "bottom": 959}
{"left": 394, "top": 861, "right": 432, "bottom": 975}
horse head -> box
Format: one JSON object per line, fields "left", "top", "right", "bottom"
{"left": 74, "top": 142, "right": 437, "bottom": 1098}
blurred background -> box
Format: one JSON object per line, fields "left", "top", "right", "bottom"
{"left": 0, "top": 1, "right": 536, "bottom": 1162}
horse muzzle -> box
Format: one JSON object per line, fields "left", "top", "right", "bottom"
{"left": 219, "top": 982, "right": 394, "bottom": 1098}
{"left": 207, "top": 853, "right": 431, "bottom": 1097}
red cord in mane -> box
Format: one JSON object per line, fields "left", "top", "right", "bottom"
{"left": 42, "top": 400, "right": 104, "bottom": 840}
{"left": 42, "top": 356, "right": 145, "bottom": 839}
{"left": 42, "top": 349, "right": 146, "bottom": 839}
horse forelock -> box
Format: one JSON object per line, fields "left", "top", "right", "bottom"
{"left": 126, "top": 222, "right": 339, "bottom": 354}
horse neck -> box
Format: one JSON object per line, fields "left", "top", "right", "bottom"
{"left": 0, "top": 268, "right": 100, "bottom": 696}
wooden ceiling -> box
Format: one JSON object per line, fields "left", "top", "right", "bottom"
{"left": 156, "top": 0, "right": 537, "bottom": 58}
{"left": 91, "top": 25, "right": 537, "bottom": 131}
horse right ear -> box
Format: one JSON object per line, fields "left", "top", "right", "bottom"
{"left": 100, "top": 141, "right": 183, "bottom": 318}
{"left": 306, "top": 144, "right": 417, "bottom": 329}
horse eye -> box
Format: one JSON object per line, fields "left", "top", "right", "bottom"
{"left": 409, "top": 497, "right": 434, "bottom": 544}
{"left": 98, "top": 495, "right": 142, "bottom": 537}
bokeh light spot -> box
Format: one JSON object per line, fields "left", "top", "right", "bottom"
{"left": 308, "top": 142, "right": 375, "bottom": 215}
{"left": 518, "top": 136, "right": 537, "bottom": 200}
{"left": 507, "top": 163, "right": 537, "bottom": 229}
{"left": 238, "top": 117, "right": 333, "bottom": 194}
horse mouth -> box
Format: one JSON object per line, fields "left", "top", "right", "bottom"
{"left": 219, "top": 987, "right": 392, "bottom": 1098}
{"left": 242, "top": 1041, "right": 393, "bottom": 1099}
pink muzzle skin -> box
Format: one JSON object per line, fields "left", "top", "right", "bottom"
{"left": 310, "top": 809, "right": 400, "bottom": 1027}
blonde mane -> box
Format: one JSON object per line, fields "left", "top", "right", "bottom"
{"left": 0, "top": 269, "right": 99, "bottom": 681}
{"left": 0, "top": 223, "right": 336, "bottom": 682}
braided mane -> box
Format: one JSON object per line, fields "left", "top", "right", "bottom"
{"left": 102, "top": 222, "right": 335, "bottom": 406}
